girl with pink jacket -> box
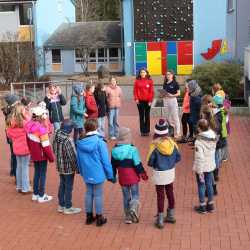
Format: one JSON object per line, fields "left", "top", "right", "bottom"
{"left": 6, "top": 103, "right": 31, "bottom": 194}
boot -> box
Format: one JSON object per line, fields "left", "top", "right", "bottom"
{"left": 206, "top": 203, "right": 215, "bottom": 213}
{"left": 96, "top": 214, "right": 107, "bottom": 227}
{"left": 164, "top": 208, "right": 176, "bottom": 224}
{"left": 154, "top": 213, "right": 164, "bottom": 229}
{"left": 129, "top": 199, "right": 140, "bottom": 223}
{"left": 124, "top": 210, "right": 132, "bottom": 224}
{"left": 85, "top": 213, "right": 95, "bottom": 225}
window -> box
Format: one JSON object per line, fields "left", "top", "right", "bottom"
{"left": 52, "top": 49, "right": 61, "bottom": 64}
{"left": 0, "top": 4, "right": 15, "bottom": 12}
{"left": 97, "top": 48, "right": 107, "bottom": 62}
{"left": 227, "top": 0, "right": 234, "bottom": 12}
{"left": 109, "top": 48, "right": 119, "bottom": 62}
{"left": 19, "top": 3, "right": 33, "bottom": 25}
{"left": 89, "top": 50, "right": 96, "bottom": 63}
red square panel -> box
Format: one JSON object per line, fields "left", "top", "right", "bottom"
{"left": 147, "top": 42, "right": 162, "bottom": 51}
{"left": 177, "top": 41, "right": 193, "bottom": 65}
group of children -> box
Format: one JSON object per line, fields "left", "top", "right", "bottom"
{"left": 1, "top": 77, "right": 230, "bottom": 229}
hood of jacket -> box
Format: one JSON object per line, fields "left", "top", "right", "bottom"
{"left": 54, "top": 130, "right": 69, "bottom": 144}
{"left": 112, "top": 144, "right": 134, "bottom": 160}
{"left": 150, "top": 138, "right": 178, "bottom": 156}
{"left": 77, "top": 134, "right": 101, "bottom": 153}
{"left": 196, "top": 129, "right": 217, "bottom": 148}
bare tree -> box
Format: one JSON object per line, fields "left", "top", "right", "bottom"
{"left": 0, "top": 32, "right": 40, "bottom": 84}
{"left": 77, "top": 0, "right": 97, "bottom": 21}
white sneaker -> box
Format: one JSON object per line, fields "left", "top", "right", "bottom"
{"left": 38, "top": 194, "right": 53, "bottom": 203}
{"left": 57, "top": 206, "right": 65, "bottom": 213}
{"left": 110, "top": 136, "right": 116, "bottom": 140}
{"left": 63, "top": 207, "right": 82, "bottom": 215}
{"left": 32, "top": 194, "right": 39, "bottom": 201}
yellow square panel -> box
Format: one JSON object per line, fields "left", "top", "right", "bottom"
{"left": 147, "top": 51, "right": 162, "bottom": 75}
{"left": 177, "top": 65, "right": 193, "bottom": 75}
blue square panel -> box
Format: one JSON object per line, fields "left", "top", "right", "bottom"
{"left": 135, "top": 62, "right": 147, "bottom": 75}
{"left": 167, "top": 41, "right": 177, "bottom": 55}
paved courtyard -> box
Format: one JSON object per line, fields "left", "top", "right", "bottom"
{"left": 0, "top": 102, "right": 250, "bottom": 250}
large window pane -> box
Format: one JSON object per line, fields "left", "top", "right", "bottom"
{"left": 98, "top": 48, "right": 107, "bottom": 62}
{"left": 109, "top": 48, "right": 119, "bottom": 58}
{"left": 0, "top": 4, "right": 15, "bottom": 12}
{"left": 52, "top": 49, "right": 61, "bottom": 63}
{"left": 19, "top": 3, "right": 33, "bottom": 25}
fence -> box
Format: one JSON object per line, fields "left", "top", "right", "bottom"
{"left": 10, "top": 80, "right": 86, "bottom": 102}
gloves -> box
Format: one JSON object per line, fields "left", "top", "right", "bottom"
{"left": 140, "top": 172, "right": 149, "bottom": 181}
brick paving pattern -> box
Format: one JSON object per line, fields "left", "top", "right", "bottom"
{"left": 0, "top": 102, "right": 250, "bottom": 250}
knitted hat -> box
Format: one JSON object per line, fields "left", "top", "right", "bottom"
{"left": 154, "top": 119, "right": 169, "bottom": 137}
{"left": 73, "top": 84, "right": 83, "bottom": 95}
{"left": 213, "top": 95, "right": 224, "bottom": 106}
{"left": 61, "top": 119, "right": 74, "bottom": 134}
{"left": 38, "top": 101, "right": 47, "bottom": 111}
{"left": 31, "top": 106, "right": 46, "bottom": 117}
{"left": 117, "top": 127, "right": 132, "bottom": 144}
{"left": 5, "top": 94, "right": 19, "bottom": 106}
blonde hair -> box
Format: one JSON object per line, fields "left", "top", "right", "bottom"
{"left": 6, "top": 103, "right": 25, "bottom": 128}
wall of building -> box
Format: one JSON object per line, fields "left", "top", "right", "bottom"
{"left": 194, "top": 0, "right": 230, "bottom": 65}
{"left": 236, "top": 0, "right": 250, "bottom": 62}
{"left": 35, "top": 0, "right": 75, "bottom": 75}
{"left": 122, "top": 0, "right": 134, "bottom": 75}
{"left": 62, "top": 50, "right": 75, "bottom": 74}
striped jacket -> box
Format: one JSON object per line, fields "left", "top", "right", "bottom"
{"left": 25, "top": 120, "right": 54, "bottom": 162}
{"left": 111, "top": 144, "right": 146, "bottom": 186}
{"left": 53, "top": 130, "right": 78, "bottom": 174}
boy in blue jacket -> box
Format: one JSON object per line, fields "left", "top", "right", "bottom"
{"left": 77, "top": 119, "right": 114, "bottom": 226}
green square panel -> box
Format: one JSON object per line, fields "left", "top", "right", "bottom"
{"left": 167, "top": 55, "right": 177, "bottom": 74}
{"left": 135, "top": 42, "right": 147, "bottom": 62}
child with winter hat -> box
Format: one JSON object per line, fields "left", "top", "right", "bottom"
{"left": 53, "top": 119, "right": 81, "bottom": 215}
{"left": 70, "top": 84, "right": 86, "bottom": 143}
{"left": 193, "top": 119, "right": 217, "bottom": 214}
{"left": 25, "top": 106, "right": 54, "bottom": 203}
{"left": 6, "top": 103, "right": 31, "bottom": 193}
{"left": 77, "top": 119, "right": 114, "bottom": 226}
{"left": 147, "top": 119, "right": 181, "bottom": 229}
{"left": 44, "top": 83, "right": 67, "bottom": 130}
{"left": 37, "top": 101, "right": 53, "bottom": 135}
{"left": 111, "top": 127, "right": 148, "bottom": 224}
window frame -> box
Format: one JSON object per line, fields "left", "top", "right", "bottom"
{"left": 0, "top": 4, "right": 15, "bottom": 12}
{"left": 227, "top": 0, "right": 234, "bottom": 13}
{"left": 19, "top": 3, "right": 33, "bottom": 25}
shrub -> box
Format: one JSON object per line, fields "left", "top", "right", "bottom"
{"left": 191, "top": 61, "right": 243, "bottom": 99}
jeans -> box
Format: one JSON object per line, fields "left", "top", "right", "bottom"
{"left": 196, "top": 172, "right": 214, "bottom": 205}
{"left": 58, "top": 174, "right": 75, "bottom": 209}
{"left": 155, "top": 183, "right": 175, "bottom": 213}
{"left": 137, "top": 101, "right": 151, "bottom": 134}
{"left": 73, "top": 128, "right": 83, "bottom": 144}
{"left": 85, "top": 183, "right": 104, "bottom": 215}
{"left": 215, "top": 148, "right": 224, "bottom": 169}
{"left": 121, "top": 184, "right": 139, "bottom": 211}
{"left": 163, "top": 97, "right": 181, "bottom": 137}
{"left": 53, "top": 122, "right": 61, "bottom": 131}
{"left": 181, "top": 113, "right": 193, "bottom": 138}
{"left": 98, "top": 117, "right": 106, "bottom": 137}
{"left": 33, "top": 161, "right": 47, "bottom": 197}
{"left": 108, "top": 108, "right": 119, "bottom": 138}
{"left": 16, "top": 155, "right": 30, "bottom": 192}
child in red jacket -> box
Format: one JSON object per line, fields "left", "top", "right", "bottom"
{"left": 25, "top": 106, "right": 54, "bottom": 203}
{"left": 85, "top": 83, "right": 98, "bottom": 119}
{"left": 6, "top": 103, "right": 31, "bottom": 194}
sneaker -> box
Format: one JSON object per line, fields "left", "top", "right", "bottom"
{"left": 124, "top": 214, "right": 133, "bottom": 224}
{"left": 38, "top": 194, "right": 53, "bottom": 203}
{"left": 64, "top": 207, "right": 82, "bottom": 215}
{"left": 57, "top": 206, "right": 65, "bottom": 213}
{"left": 206, "top": 203, "right": 215, "bottom": 213}
{"left": 194, "top": 205, "right": 207, "bottom": 214}
{"left": 110, "top": 136, "right": 116, "bottom": 140}
{"left": 32, "top": 194, "right": 39, "bottom": 201}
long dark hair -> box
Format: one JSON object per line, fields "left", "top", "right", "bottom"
{"left": 136, "top": 68, "right": 151, "bottom": 80}
{"left": 94, "top": 82, "right": 104, "bottom": 99}
{"left": 164, "top": 69, "right": 176, "bottom": 84}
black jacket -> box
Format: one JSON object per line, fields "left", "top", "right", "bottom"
{"left": 44, "top": 94, "right": 67, "bottom": 123}
{"left": 94, "top": 90, "right": 108, "bottom": 117}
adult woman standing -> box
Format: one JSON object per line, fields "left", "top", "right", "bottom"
{"left": 162, "top": 70, "right": 181, "bottom": 138}
{"left": 134, "top": 68, "right": 154, "bottom": 136}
